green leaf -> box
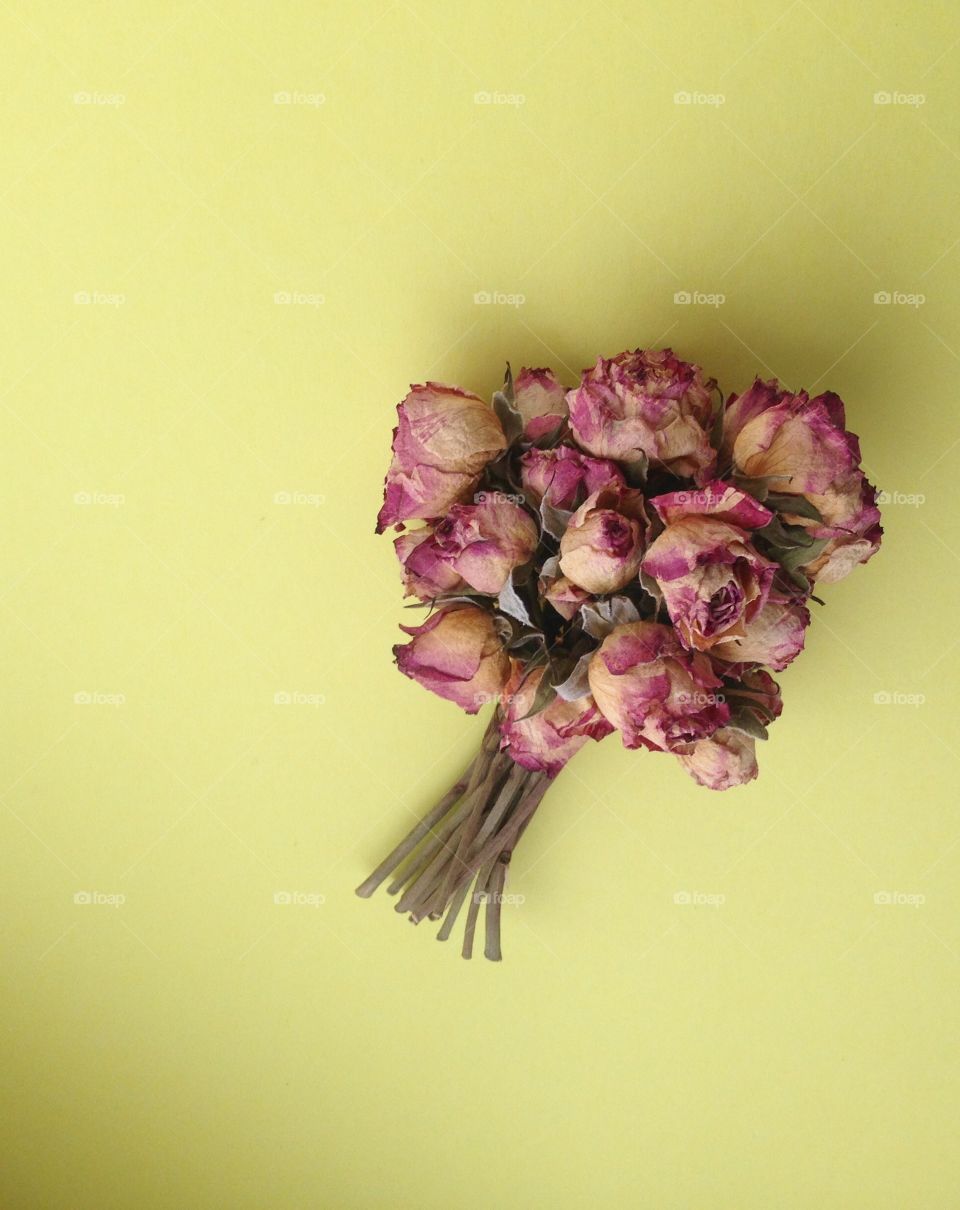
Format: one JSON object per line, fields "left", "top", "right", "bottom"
{"left": 765, "top": 492, "right": 823, "bottom": 523}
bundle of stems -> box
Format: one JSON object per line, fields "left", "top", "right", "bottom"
{"left": 356, "top": 715, "right": 551, "bottom": 960}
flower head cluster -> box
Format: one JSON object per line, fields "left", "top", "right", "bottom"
{"left": 378, "top": 353, "right": 881, "bottom": 789}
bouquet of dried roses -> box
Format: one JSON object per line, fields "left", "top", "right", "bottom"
{"left": 357, "top": 349, "right": 882, "bottom": 960}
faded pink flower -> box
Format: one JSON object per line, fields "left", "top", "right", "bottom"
{"left": 708, "top": 594, "right": 809, "bottom": 671}
{"left": 650, "top": 480, "right": 773, "bottom": 530}
{"left": 567, "top": 348, "right": 716, "bottom": 479}
{"left": 394, "top": 605, "right": 512, "bottom": 714}
{"left": 520, "top": 445, "right": 624, "bottom": 511}
{"left": 540, "top": 574, "right": 592, "bottom": 621}
{"left": 720, "top": 379, "right": 882, "bottom": 581}
{"left": 588, "top": 621, "right": 730, "bottom": 751}
{"left": 395, "top": 495, "right": 538, "bottom": 599}
{"left": 514, "top": 367, "right": 568, "bottom": 439}
{"left": 675, "top": 728, "right": 758, "bottom": 791}
{"left": 499, "top": 666, "right": 613, "bottom": 777}
{"left": 559, "top": 484, "right": 650, "bottom": 594}
{"left": 641, "top": 508, "right": 778, "bottom": 655}
{"left": 377, "top": 383, "right": 507, "bottom": 532}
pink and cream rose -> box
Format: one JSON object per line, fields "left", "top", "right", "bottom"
{"left": 513, "top": 367, "right": 568, "bottom": 440}
{"left": 588, "top": 621, "right": 729, "bottom": 751}
{"left": 567, "top": 348, "right": 716, "bottom": 479}
{"left": 721, "top": 379, "right": 882, "bottom": 582}
{"left": 395, "top": 495, "right": 538, "bottom": 599}
{"left": 377, "top": 383, "right": 507, "bottom": 532}
{"left": 675, "top": 728, "right": 758, "bottom": 791}
{"left": 708, "top": 594, "right": 809, "bottom": 671}
{"left": 520, "top": 445, "right": 624, "bottom": 511}
{"left": 499, "top": 666, "right": 613, "bottom": 777}
{"left": 394, "top": 605, "right": 512, "bottom": 714}
{"left": 559, "top": 484, "right": 650, "bottom": 594}
{"left": 642, "top": 484, "right": 778, "bottom": 654}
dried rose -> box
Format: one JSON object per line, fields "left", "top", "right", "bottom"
{"left": 513, "top": 367, "right": 568, "bottom": 439}
{"left": 499, "top": 666, "right": 613, "bottom": 777}
{"left": 377, "top": 383, "right": 507, "bottom": 532}
{"left": 675, "top": 728, "right": 758, "bottom": 790}
{"left": 708, "top": 594, "right": 809, "bottom": 671}
{"left": 641, "top": 499, "right": 778, "bottom": 654}
{"left": 567, "top": 348, "right": 716, "bottom": 479}
{"left": 520, "top": 445, "right": 624, "bottom": 511}
{"left": 588, "top": 621, "right": 729, "bottom": 751}
{"left": 395, "top": 495, "right": 538, "bottom": 598}
{"left": 721, "top": 379, "right": 882, "bottom": 582}
{"left": 559, "top": 484, "right": 650, "bottom": 594}
{"left": 393, "top": 605, "right": 512, "bottom": 714}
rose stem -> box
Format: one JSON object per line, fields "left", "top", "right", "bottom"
{"left": 460, "top": 868, "right": 487, "bottom": 959}
{"left": 390, "top": 752, "right": 511, "bottom": 910}
{"left": 435, "top": 877, "right": 473, "bottom": 942}
{"left": 354, "top": 762, "right": 474, "bottom": 899}
{"left": 428, "top": 760, "right": 525, "bottom": 917}
{"left": 355, "top": 714, "right": 502, "bottom": 900}
{"left": 483, "top": 858, "right": 508, "bottom": 961}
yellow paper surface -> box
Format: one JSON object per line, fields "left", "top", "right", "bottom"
{"left": 1, "top": 2, "right": 958, "bottom": 1206}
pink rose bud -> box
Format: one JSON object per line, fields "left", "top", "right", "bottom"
{"left": 393, "top": 605, "right": 512, "bottom": 714}
{"left": 520, "top": 445, "right": 625, "bottom": 511}
{"left": 499, "top": 666, "right": 613, "bottom": 777}
{"left": 559, "top": 484, "right": 650, "bottom": 594}
{"left": 790, "top": 471, "right": 882, "bottom": 585}
{"left": 675, "top": 728, "right": 758, "bottom": 791}
{"left": 708, "top": 594, "right": 809, "bottom": 671}
{"left": 376, "top": 383, "right": 507, "bottom": 532}
{"left": 514, "top": 367, "right": 569, "bottom": 439}
{"left": 541, "top": 574, "right": 592, "bottom": 621}
{"left": 641, "top": 512, "right": 779, "bottom": 655}
{"left": 395, "top": 495, "right": 538, "bottom": 598}
{"left": 720, "top": 379, "right": 883, "bottom": 582}
{"left": 568, "top": 348, "right": 716, "bottom": 480}
{"left": 588, "top": 621, "right": 730, "bottom": 751}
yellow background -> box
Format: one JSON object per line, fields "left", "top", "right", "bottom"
{"left": 1, "top": 2, "right": 958, "bottom": 1207}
